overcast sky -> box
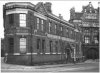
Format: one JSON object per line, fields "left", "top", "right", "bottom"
{"left": 0, "top": 1, "right": 99, "bottom": 38}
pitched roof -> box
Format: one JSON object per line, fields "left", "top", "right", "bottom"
{"left": 74, "top": 12, "right": 83, "bottom": 20}
{"left": 35, "top": 2, "right": 48, "bottom": 15}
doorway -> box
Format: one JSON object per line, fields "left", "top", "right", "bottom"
{"left": 65, "top": 49, "right": 71, "bottom": 63}
{"left": 87, "top": 48, "right": 98, "bottom": 60}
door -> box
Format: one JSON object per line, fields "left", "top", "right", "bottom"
{"left": 65, "top": 49, "right": 71, "bottom": 63}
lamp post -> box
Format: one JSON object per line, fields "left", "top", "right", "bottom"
{"left": 98, "top": 2, "right": 100, "bottom": 38}
{"left": 98, "top": 2, "right": 100, "bottom": 57}
{"left": 74, "top": 47, "right": 76, "bottom": 63}
{"left": 30, "top": 19, "right": 33, "bottom": 65}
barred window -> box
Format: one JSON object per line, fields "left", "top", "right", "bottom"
{"left": 19, "top": 14, "right": 26, "bottom": 27}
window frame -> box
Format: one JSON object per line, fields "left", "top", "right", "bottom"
{"left": 84, "top": 36, "right": 90, "bottom": 44}
{"left": 19, "top": 14, "right": 26, "bottom": 27}
{"left": 41, "top": 19, "right": 44, "bottom": 31}
{"left": 37, "top": 18, "right": 40, "bottom": 29}
{"left": 19, "top": 37, "right": 26, "bottom": 54}
{"left": 9, "top": 14, "right": 14, "bottom": 25}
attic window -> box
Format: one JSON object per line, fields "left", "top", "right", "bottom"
{"left": 90, "top": 4, "right": 92, "bottom": 7}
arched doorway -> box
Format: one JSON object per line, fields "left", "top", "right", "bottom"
{"left": 86, "top": 48, "right": 98, "bottom": 60}
{"left": 65, "top": 48, "right": 71, "bottom": 63}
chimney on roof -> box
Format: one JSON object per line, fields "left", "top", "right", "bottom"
{"left": 59, "top": 14, "right": 63, "bottom": 19}
{"left": 89, "top": 2, "right": 91, "bottom": 4}
{"left": 44, "top": 2, "right": 52, "bottom": 13}
{"left": 70, "top": 7, "right": 75, "bottom": 20}
{"left": 89, "top": 2, "right": 92, "bottom": 7}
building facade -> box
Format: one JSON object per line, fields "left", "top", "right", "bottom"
{"left": 69, "top": 2, "right": 99, "bottom": 60}
{"left": 1, "top": 38, "right": 5, "bottom": 57}
{"left": 3, "top": 2, "right": 82, "bottom": 65}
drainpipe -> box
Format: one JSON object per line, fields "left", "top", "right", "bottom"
{"left": 30, "top": 19, "right": 33, "bottom": 65}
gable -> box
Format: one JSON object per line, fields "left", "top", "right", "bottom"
{"left": 35, "top": 2, "right": 47, "bottom": 15}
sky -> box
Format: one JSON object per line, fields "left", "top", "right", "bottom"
{"left": 0, "top": 1, "right": 99, "bottom": 38}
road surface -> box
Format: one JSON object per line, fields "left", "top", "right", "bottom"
{"left": 1, "top": 57, "right": 99, "bottom": 72}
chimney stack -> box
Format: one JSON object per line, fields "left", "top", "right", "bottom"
{"left": 44, "top": 2, "right": 52, "bottom": 13}
{"left": 59, "top": 14, "right": 63, "bottom": 19}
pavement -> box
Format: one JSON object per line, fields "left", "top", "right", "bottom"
{"left": 1, "top": 57, "right": 99, "bottom": 72}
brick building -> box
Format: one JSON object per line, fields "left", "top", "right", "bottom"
{"left": 1, "top": 38, "right": 5, "bottom": 57}
{"left": 69, "top": 2, "right": 99, "bottom": 60}
{"left": 3, "top": 2, "right": 82, "bottom": 65}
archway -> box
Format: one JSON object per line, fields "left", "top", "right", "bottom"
{"left": 86, "top": 48, "right": 98, "bottom": 60}
{"left": 65, "top": 48, "right": 71, "bottom": 63}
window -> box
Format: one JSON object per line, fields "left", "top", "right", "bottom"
{"left": 55, "top": 24, "right": 57, "bottom": 34}
{"left": 8, "top": 38, "right": 14, "bottom": 53}
{"left": 20, "top": 38, "right": 26, "bottom": 53}
{"left": 85, "top": 9, "right": 86, "bottom": 12}
{"left": 49, "top": 22, "right": 51, "bottom": 33}
{"left": 42, "top": 40, "right": 45, "bottom": 53}
{"left": 61, "top": 26, "right": 63, "bottom": 35}
{"left": 66, "top": 28, "right": 68, "bottom": 33}
{"left": 84, "top": 29, "right": 90, "bottom": 35}
{"left": 70, "top": 30, "right": 72, "bottom": 34}
{"left": 41, "top": 20, "right": 44, "bottom": 31}
{"left": 9, "top": 14, "right": 14, "bottom": 25}
{"left": 84, "top": 36, "right": 90, "bottom": 43}
{"left": 55, "top": 41, "right": 58, "bottom": 53}
{"left": 37, "top": 39, "right": 40, "bottom": 50}
{"left": 37, "top": 18, "right": 39, "bottom": 29}
{"left": 61, "top": 26, "right": 63, "bottom": 31}
{"left": 94, "top": 37, "right": 98, "bottom": 44}
{"left": 66, "top": 28, "right": 69, "bottom": 37}
{"left": 94, "top": 30, "right": 98, "bottom": 35}
{"left": 19, "top": 14, "right": 26, "bottom": 27}
{"left": 70, "top": 30, "right": 73, "bottom": 38}
{"left": 50, "top": 41, "right": 52, "bottom": 53}
{"left": 90, "top": 9, "right": 92, "bottom": 13}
